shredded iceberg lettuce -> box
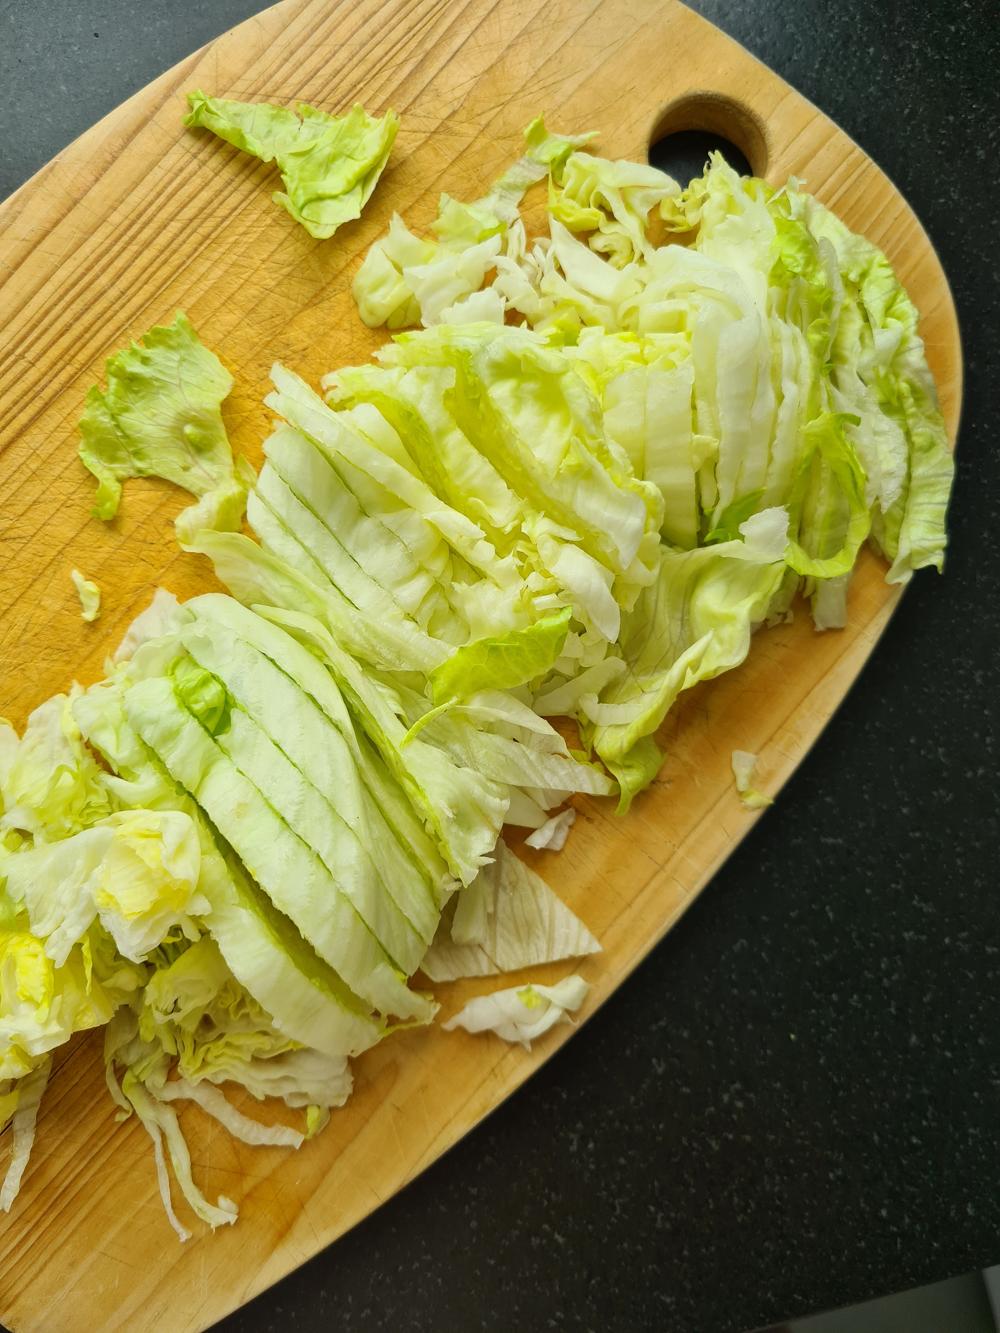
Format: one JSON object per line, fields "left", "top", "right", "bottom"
{"left": 352, "top": 117, "right": 593, "bottom": 328}
{"left": 1, "top": 113, "right": 953, "bottom": 1238}
{"left": 731, "top": 749, "right": 773, "bottom": 810}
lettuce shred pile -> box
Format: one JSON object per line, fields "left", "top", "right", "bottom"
{"left": 0, "top": 112, "right": 952, "bottom": 1236}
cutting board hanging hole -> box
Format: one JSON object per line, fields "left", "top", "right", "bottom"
{"left": 648, "top": 91, "right": 768, "bottom": 182}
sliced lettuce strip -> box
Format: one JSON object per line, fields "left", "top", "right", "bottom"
{"left": 74, "top": 678, "right": 383, "bottom": 1058}
{"left": 123, "top": 673, "right": 432, "bottom": 1024}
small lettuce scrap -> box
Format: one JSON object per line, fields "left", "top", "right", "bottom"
{"left": 731, "top": 749, "right": 773, "bottom": 810}
{"left": 185, "top": 92, "right": 398, "bottom": 240}
{"left": 78, "top": 313, "right": 252, "bottom": 544}
{"left": 70, "top": 569, "right": 101, "bottom": 623}
{"left": 442, "top": 974, "right": 589, "bottom": 1049}
{"left": 524, "top": 807, "right": 576, "bottom": 851}
{"left": 1, "top": 691, "right": 112, "bottom": 843}
{"left": 4, "top": 810, "right": 209, "bottom": 965}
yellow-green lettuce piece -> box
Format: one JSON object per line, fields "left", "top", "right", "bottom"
{"left": 77, "top": 312, "right": 251, "bottom": 544}
{"left": 185, "top": 91, "right": 398, "bottom": 240}
{"left": 429, "top": 607, "right": 572, "bottom": 704}
{"left": 70, "top": 569, "right": 101, "bottom": 623}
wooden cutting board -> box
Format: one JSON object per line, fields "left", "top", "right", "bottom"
{"left": 0, "top": 0, "right": 961, "bottom": 1328}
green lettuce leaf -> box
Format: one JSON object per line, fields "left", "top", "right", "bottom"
{"left": 790, "top": 190, "right": 954, "bottom": 581}
{"left": 70, "top": 569, "right": 101, "bottom": 623}
{"left": 77, "top": 312, "right": 250, "bottom": 543}
{"left": 429, "top": 607, "right": 572, "bottom": 703}
{"left": 783, "top": 413, "right": 871, "bottom": 581}
{"left": 590, "top": 512, "right": 788, "bottom": 774}
{"left": 185, "top": 92, "right": 398, "bottom": 240}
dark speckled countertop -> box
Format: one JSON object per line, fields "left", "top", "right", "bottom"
{"left": 1, "top": 3, "right": 998, "bottom": 1330}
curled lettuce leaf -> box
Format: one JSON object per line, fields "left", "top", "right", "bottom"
{"left": 442, "top": 974, "right": 589, "bottom": 1049}
{"left": 429, "top": 608, "right": 572, "bottom": 704}
{"left": 550, "top": 152, "right": 681, "bottom": 265}
{"left": 1, "top": 692, "right": 112, "bottom": 843}
{"left": 185, "top": 92, "right": 398, "bottom": 240}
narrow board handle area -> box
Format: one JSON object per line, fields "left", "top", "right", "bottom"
{"left": 651, "top": 91, "right": 770, "bottom": 176}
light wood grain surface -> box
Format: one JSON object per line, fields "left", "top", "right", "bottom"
{"left": 0, "top": 0, "right": 961, "bottom": 1328}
